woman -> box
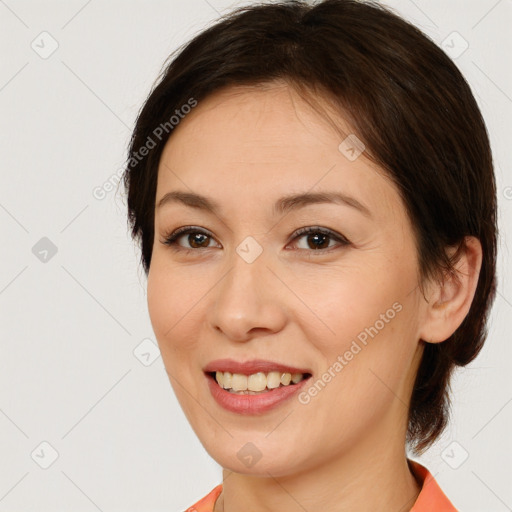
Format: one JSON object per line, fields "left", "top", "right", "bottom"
{"left": 122, "top": 0, "right": 497, "bottom": 510}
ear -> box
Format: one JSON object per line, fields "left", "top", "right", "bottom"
{"left": 417, "top": 236, "right": 483, "bottom": 344}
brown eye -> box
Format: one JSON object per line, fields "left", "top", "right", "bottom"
{"left": 303, "top": 232, "right": 331, "bottom": 250}
{"left": 161, "top": 225, "right": 350, "bottom": 255}
{"left": 289, "top": 226, "right": 350, "bottom": 253}
{"left": 162, "top": 227, "right": 218, "bottom": 250}
{"left": 186, "top": 232, "right": 211, "bottom": 248}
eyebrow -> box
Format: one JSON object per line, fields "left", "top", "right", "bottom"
{"left": 156, "top": 190, "right": 372, "bottom": 218}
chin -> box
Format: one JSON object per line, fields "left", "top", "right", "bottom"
{"left": 202, "top": 435, "right": 306, "bottom": 477}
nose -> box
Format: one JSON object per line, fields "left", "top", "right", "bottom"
{"left": 208, "top": 245, "right": 287, "bottom": 342}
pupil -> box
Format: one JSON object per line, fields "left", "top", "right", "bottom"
{"left": 190, "top": 233, "right": 208, "bottom": 248}
{"left": 309, "top": 233, "right": 328, "bottom": 250}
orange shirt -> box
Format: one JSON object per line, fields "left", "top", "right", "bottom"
{"left": 185, "top": 459, "right": 457, "bottom": 511}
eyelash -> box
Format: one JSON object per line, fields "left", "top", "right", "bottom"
{"left": 160, "top": 225, "right": 350, "bottom": 256}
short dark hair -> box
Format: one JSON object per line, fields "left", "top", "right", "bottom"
{"left": 122, "top": 0, "right": 498, "bottom": 455}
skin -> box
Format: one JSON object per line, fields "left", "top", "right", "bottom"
{"left": 147, "top": 81, "right": 482, "bottom": 512}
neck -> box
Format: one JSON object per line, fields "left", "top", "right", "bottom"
{"left": 214, "top": 425, "right": 421, "bottom": 512}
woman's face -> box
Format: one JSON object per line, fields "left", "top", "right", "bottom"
{"left": 148, "top": 83, "right": 427, "bottom": 476}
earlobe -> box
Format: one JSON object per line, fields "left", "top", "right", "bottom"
{"left": 418, "top": 236, "right": 483, "bottom": 344}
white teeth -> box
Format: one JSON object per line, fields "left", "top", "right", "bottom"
{"left": 213, "top": 370, "right": 306, "bottom": 392}
{"left": 267, "top": 371, "right": 281, "bottom": 389}
{"left": 222, "top": 371, "right": 232, "bottom": 389}
{"left": 291, "top": 373, "right": 303, "bottom": 384}
{"left": 231, "top": 373, "right": 248, "bottom": 391}
{"left": 247, "top": 372, "right": 267, "bottom": 392}
{"left": 280, "top": 373, "right": 291, "bottom": 386}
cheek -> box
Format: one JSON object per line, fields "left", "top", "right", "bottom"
{"left": 146, "top": 263, "right": 205, "bottom": 416}
{"left": 147, "top": 263, "right": 188, "bottom": 357}
{"left": 146, "top": 259, "right": 213, "bottom": 364}
{"left": 147, "top": 255, "right": 191, "bottom": 334}
{"left": 291, "top": 266, "right": 395, "bottom": 343}
{"left": 296, "top": 265, "right": 418, "bottom": 388}
{"left": 146, "top": 267, "right": 172, "bottom": 340}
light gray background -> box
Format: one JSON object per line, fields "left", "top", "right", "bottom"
{"left": 0, "top": 0, "right": 510, "bottom": 510}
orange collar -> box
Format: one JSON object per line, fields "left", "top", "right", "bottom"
{"left": 187, "top": 459, "right": 457, "bottom": 511}
{"left": 408, "top": 459, "right": 458, "bottom": 511}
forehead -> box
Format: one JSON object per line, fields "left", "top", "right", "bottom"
{"left": 164, "top": 83, "right": 350, "bottom": 153}
{"left": 156, "top": 83, "right": 403, "bottom": 224}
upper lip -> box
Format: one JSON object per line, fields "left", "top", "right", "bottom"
{"left": 203, "top": 359, "right": 312, "bottom": 376}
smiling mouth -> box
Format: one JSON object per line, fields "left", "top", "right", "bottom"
{"left": 206, "top": 370, "right": 312, "bottom": 394}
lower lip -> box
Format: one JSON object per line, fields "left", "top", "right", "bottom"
{"left": 205, "top": 373, "right": 311, "bottom": 414}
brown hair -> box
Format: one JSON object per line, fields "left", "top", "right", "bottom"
{"left": 122, "top": 0, "right": 498, "bottom": 455}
